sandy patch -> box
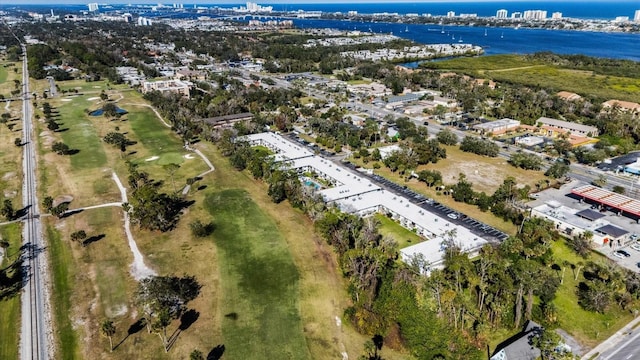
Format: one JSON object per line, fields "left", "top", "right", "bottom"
{"left": 2, "top": 172, "right": 16, "bottom": 181}
{"left": 106, "top": 304, "right": 128, "bottom": 318}
{"left": 3, "top": 190, "right": 17, "bottom": 198}
{"left": 60, "top": 99, "right": 73, "bottom": 102}
{"left": 87, "top": 97, "right": 99, "bottom": 101}
{"left": 93, "top": 86, "right": 101, "bottom": 88}
{"left": 39, "top": 131, "right": 55, "bottom": 146}
{"left": 184, "top": 154, "right": 195, "bottom": 159}
{"left": 75, "top": 87, "right": 82, "bottom": 90}
{"left": 53, "top": 194, "right": 74, "bottom": 208}
{"left": 145, "top": 156, "right": 159, "bottom": 162}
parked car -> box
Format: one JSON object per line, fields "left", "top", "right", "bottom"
{"left": 447, "top": 213, "right": 459, "bottom": 220}
{"left": 614, "top": 250, "right": 631, "bottom": 258}
{"left": 631, "top": 243, "right": 640, "bottom": 252}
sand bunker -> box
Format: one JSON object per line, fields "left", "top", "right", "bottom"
{"left": 87, "top": 97, "right": 100, "bottom": 101}
{"left": 60, "top": 99, "right": 73, "bottom": 102}
{"left": 184, "top": 154, "right": 195, "bottom": 159}
{"left": 145, "top": 156, "right": 160, "bottom": 162}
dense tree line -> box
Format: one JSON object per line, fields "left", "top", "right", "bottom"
{"left": 459, "top": 136, "right": 500, "bottom": 157}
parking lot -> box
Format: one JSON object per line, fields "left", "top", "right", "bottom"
{"left": 529, "top": 180, "right": 640, "bottom": 273}
{"left": 355, "top": 170, "right": 509, "bottom": 243}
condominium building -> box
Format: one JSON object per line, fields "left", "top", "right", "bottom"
{"left": 634, "top": 10, "right": 640, "bottom": 22}
{"left": 496, "top": 9, "right": 508, "bottom": 19}
{"left": 523, "top": 10, "right": 547, "bottom": 20}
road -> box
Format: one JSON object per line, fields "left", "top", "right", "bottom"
{"left": 19, "top": 44, "right": 51, "bottom": 360}
{"left": 583, "top": 315, "right": 640, "bottom": 360}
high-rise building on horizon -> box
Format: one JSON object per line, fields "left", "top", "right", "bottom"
{"left": 446, "top": 11, "right": 455, "bottom": 18}
{"left": 552, "top": 12, "right": 563, "bottom": 20}
{"left": 496, "top": 9, "right": 508, "bottom": 19}
{"left": 634, "top": 9, "right": 640, "bottom": 22}
{"left": 87, "top": 3, "right": 99, "bottom": 12}
{"left": 523, "top": 10, "right": 547, "bottom": 20}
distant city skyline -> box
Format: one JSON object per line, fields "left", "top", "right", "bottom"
{"left": 3, "top": 0, "right": 637, "bottom": 5}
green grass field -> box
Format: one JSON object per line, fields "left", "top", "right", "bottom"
{"left": 549, "top": 240, "right": 632, "bottom": 348}
{"left": 424, "top": 54, "right": 544, "bottom": 72}
{"left": 0, "top": 65, "right": 8, "bottom": 84}
{"left": 56, "top": 97, "right": 108, "bottom": 170}
{"left": 375, "top": 213, "right": 424, "bottom": 249}
{"left": 204, "top": 189, "right": 310, "bottom": 359}
{"left": 46, "top": 223, "right": 80, "bottom": 360}
{"left": 0, "top": 223, "right": 23, "bottom": 360}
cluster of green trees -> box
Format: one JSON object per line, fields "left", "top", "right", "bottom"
{"left": 459, "top": 136, "right": 500, "bottom": 157}
{"left": 450, "top": 175, "right": 528, "bottom": 224}
{"left": 26, "top": 44, "right": 57, "bottom": 79}
{"left": 123, "top": 162, "right": 189, "bottom": 232}
{"left": 508, "top": 152, "right": 543, "bottom": 170}
{"left": 96, "top": 275, "right": 201, "bottom": 353}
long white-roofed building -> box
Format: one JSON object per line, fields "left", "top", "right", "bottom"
{"left": 242, "top": 132, "right": 505, "bottom": 268}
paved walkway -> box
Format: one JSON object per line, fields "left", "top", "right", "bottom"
{"left": 582, "top": 315, "right": 640, "bottom": 359}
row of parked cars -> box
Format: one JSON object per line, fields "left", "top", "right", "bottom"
{"left": 613, "top": 235, "right": 640, "bottom": 268}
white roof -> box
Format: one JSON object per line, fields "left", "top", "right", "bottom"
{"left": 243, "top": 132, "right": 492, "bottom": 267}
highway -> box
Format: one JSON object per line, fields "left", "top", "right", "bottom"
{"left": 19, "top": 44, "right": 50, "bottom": 360}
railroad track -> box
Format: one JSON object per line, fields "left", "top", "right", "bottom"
{"left": 19, "top": 43, "right": 49, "bottom": 360}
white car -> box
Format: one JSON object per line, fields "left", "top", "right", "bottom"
{"left": 447, "top": 213, "right": 459, "bottom": 220}
{"left": 631, "top": 243, "right": 640, "bottom": 252}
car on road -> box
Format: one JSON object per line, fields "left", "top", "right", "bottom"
{"left": 632, "top": 243, "right": 640, "bottom": 252}
{"left": 447, "top": 213, "right": 459, "bottom": 220}
{"left": 614, "top": 249, "right": 632, "bottom": 258}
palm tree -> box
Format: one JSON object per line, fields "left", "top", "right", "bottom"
{"left": 163, "top": 163, "right": 181, "bottom": 193}
{"left": 101, "top": 319, "right": 116, "bottom": 352}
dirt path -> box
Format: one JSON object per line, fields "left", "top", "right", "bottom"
{"left": 111, "top": 172, "right": 156, "bottom": 280}
{"left": 481, "top": 65, "right": 545, "bottom": 73}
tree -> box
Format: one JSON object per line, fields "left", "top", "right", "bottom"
{"left": 52, "top": 141, "right": 71, "bottom": 155}
{"left": 568, "top": 231, "right": 593, "bottom": 258}
{"left": 544, "top": 161, "right": 570, "bottom": 179}
{"left": 135, "top": 275, "right": 202, "bottom": 351}
{"left": 42, "top": 196, "right": 54, "bottom": 212}
{"left": 612, "top": 185, "right": 625, "bottom": 194}
{"left": 0, "top": 199, "right": 15, "bottom": 220}
{"left": 163, "top": 163, "right": 181, "bottom": 193}
{"left": 103, "top": 132, "right": 130, "bottom": 152}
{"left": 46, "top": 119, "right": 59, "bottom": 131}
{"left": 591, "top": 174, "right": 607, "bottom": 188}
{"left": 101, "top": 319, "right": 116, "bottom": 352}
{"left": 190, "top": 349, "right": 204, "bottom": 360}
{"left": 436, "top": 128, "right": 458, "bottom": 146}
{"left": 508, "top": 152, "right": 543, "bottom": 170}
{"left": 532, "top": 328, "right": 561, "bottom": 360}
{"left": 190, "top": 219, "right": 215, "bottom": 238}
{"left": 14, "top": 138, "right": 21, "bottom": 147}
{"left": 70, "top": 230, "right": 87, "bottom": 244}
{"left": 51, "top": 202, "right": 69, "bottom": 218}
{"left": 459, "top": 136, "right": 499, "bottom": 157}
{"left": 102, "top": 102, "right": 119, "bottom": 118}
